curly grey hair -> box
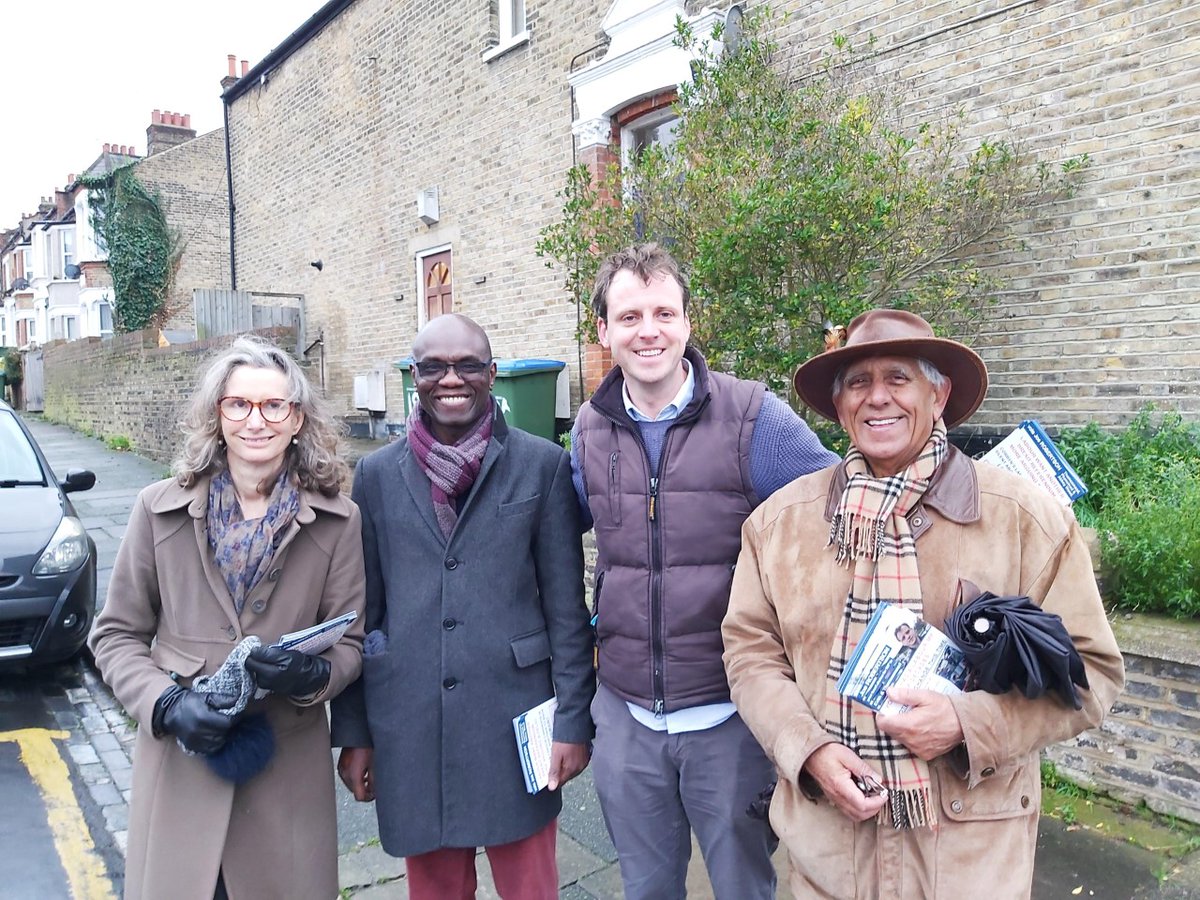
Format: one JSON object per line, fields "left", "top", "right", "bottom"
{"left": 173, "top": 335, "right": 347, "bottom": 496}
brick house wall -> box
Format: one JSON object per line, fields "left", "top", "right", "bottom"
{"left": 132, "top": 128, "right": 232, "bottom": 334}
{"left": 220, "top": 0, "right": 1195, "bottom": 433}
{"left": 769, "top": 0, "right": 1199, "bottom": 432}
{"left": 226, "top": 0, "right": 607, "bottom": 424}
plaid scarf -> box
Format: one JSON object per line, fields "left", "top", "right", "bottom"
{"left": 207, "top": 468, "right": 300, "bottom": 614}
{"left": 823, "top": 420, "right": 948, "bottom": 829}
{"left": 406, "top": 401, "right": 493, "bottom": 538}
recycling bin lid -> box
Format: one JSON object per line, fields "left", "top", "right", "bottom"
{"left": 494, "top": 358, "right": 566, "bottom": 376}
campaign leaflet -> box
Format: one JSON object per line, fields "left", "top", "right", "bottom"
{"left": 979, "top": 419, "right": 1088, "bottom": 506}
{"left": 273, "top": 610, "right": 359, "bottom": 654}
{"left": 513, "top": 696, "right": 557, "bottom": 793}
{"left": 836, "top": 603, "right": 969, "bottom": 716}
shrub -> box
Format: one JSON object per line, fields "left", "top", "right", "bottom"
{"left": 1099, "top": 463, "right": 1200, "bottom": 618}
{"left": 1059, "top": 407, "right": 1200, "bottom": 618}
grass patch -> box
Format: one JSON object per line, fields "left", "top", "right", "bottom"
{"left": 105, "top": 434, "right": 132, "bottom": 451}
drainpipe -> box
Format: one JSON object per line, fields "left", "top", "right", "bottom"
{"left": 222, "top": 99, "right": 237, "bottom": 290}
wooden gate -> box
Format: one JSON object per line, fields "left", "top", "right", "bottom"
{"left": 194, "top": 289, "right": 305, "bottom": 348}
{"left": 22, "top": 348, "right": 44, "bottom": 412}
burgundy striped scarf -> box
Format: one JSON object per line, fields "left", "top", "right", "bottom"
{"left": 406, "top": 403, "right": 493, "bottom": 538}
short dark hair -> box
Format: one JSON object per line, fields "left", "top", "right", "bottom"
{"left": 590, "top": 243, "right": 690, "bottom": 320}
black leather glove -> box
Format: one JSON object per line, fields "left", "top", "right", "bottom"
{"left": 245, "top": 645, "right": 331, "bottom": 698}
{"left": 152, "top": 685, "right": 240, "bottom": 755}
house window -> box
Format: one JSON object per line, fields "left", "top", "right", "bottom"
{"left": 63, "top": 230, "right": 75, "bottom": 275}
{"left": 500, "top": 0, "right": 526, "bottom": 42}
{"left": 621, "top": 107, "right": 680, "bottom": 169}
{"left": 98, "top": 301, "right": 113, "bottom": 335}
{"left": 483, "top": 0, "right": 528, "bottom": 60}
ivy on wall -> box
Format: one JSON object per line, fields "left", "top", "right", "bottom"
{"left": 81, "top": 167, "right": 183, "bottom": 332}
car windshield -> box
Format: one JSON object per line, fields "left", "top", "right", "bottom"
{"left": 0, "top": 411, "right": 46, "bottom": 485}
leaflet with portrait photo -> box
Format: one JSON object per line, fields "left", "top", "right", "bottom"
{"left": 836, "top": 602, "right": 969, "bottom": 716}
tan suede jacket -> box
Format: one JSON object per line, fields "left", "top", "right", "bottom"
{"left": 722, "top": 447, "right": 1125, "bottom": 899}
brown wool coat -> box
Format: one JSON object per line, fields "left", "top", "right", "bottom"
{"left": 89, "top": 476, "right": 366, "bottom": 900}
{"left": 722, "top": 448, "right": 1126, "bottom": 899}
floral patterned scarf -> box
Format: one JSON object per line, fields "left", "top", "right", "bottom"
{"left": 823, "top": 419, "right": 948, "bottom": 829}
{"left": 207, "top": 468, "right": 301, "bottom": 613}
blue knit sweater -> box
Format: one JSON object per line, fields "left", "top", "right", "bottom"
{"left": 572, "top": 391, "right": 838, "bottom": 529}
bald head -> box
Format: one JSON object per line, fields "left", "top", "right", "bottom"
{"left": 412, "top": 314, "right": 492, "bottom": 361}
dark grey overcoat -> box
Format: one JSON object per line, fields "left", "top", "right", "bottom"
{"left": 330, "top": 408, "right": 594, "bottom": 856}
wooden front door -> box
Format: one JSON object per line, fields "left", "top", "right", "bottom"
{"left": 422, "top": 251, "right": 453, "bottom": 321}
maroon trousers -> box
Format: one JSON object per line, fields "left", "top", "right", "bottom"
{"left": 404, "top": 818, "right": 558, "bottom": 900}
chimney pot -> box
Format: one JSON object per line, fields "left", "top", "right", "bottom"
{"left": 241, "top": 60, "right": 249, "bottom": 76}
{"left": 103, "top": 142, "right": 111, "bottom": 153}
{"left": 228, "top": 54, "right": 237, "bottom": 77}
{"left": 183, "top": 114, "right": 191, "bottom": 128}
{"left": 152, "top": 109, "right": 161, "bottom": 124}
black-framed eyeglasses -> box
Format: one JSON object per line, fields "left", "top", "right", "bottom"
{"left": 412, "top": 358, "right": 493, "bottom": 382}
{"left": 218, "top": 396, "right": 296, "bottom": 423}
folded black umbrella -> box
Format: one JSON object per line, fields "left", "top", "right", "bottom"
{"left": 944, "top": 591, "right": 1089, "bottom": 709}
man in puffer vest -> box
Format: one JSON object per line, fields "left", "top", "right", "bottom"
{"left": 570, "top": 243, "right": 838, "bottom": 900}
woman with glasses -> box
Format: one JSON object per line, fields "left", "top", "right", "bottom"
{"left": 90, "top": 334, "right": 366, "bottom": 900}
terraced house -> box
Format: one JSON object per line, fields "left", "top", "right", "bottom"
{"left": 212, "top": 0, "right": 1196, "bottom": 438}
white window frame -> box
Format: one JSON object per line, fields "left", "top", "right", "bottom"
{"left": 620, "top": 106, "right": 680, "bottom": 171}
{"left": 98, "top": 300, "right": 114, "bottom": 337}
{"left": 482, "top": 0, "right": 529, "bottom": 62}
{"left": 62, "top": 229, "right": 75, "bottom": 275}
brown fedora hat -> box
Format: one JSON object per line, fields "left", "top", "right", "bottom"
{"left": 792, "top": 309, "right": 988, "bottom": 428}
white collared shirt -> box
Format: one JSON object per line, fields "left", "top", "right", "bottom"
{"left": 621, "top": 359, "right": 695, "bottom": 422}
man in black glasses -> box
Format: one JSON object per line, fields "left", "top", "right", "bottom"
{"left": 332, "top": 313, "right": 595, "bottom": 899}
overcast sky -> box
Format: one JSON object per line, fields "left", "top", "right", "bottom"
{"left": 1, "top": 0, "right": 324, "bottom": 227}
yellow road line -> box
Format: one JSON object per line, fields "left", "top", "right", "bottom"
{"left": 0, "top": 728, "right": 115, "bottom": 900}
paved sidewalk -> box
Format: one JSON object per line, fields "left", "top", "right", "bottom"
{"left": 24, "top": 416, "right": 1200, "bottom": 899}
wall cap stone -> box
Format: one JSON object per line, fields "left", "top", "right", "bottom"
{"left": 1111, "top": 612, "right": 1200, "bottom": 668}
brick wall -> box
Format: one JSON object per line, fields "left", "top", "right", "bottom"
{"left": 40, "top": 327, "right": 294, "bottom": 463}
{"left": 220, "top": 0, "right": 1196, "bottom": 433}
{"left": 772, "top": 0, "right": 1200, "bottom": 432}
{"left": 132, "top": 128, "right": 232, "bottom": 334}
{"left": 226, "top": 0, "right": 607, "bottom": 424}
{"left": 1047, "top": 614, "right": 1200, "bottom": 825}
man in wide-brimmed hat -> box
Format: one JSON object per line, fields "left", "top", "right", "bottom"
{"left": 722, "top": 309, "right": 1125, "bottom": 898}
